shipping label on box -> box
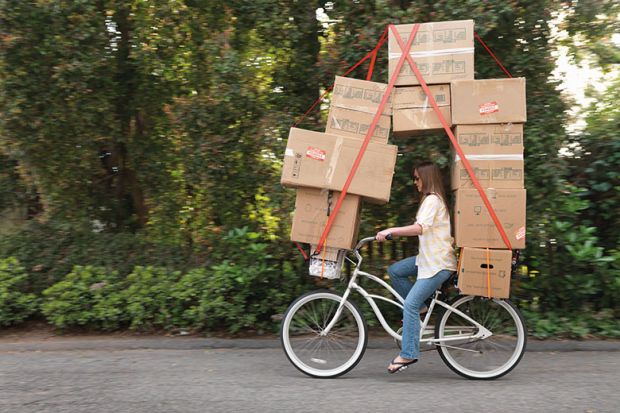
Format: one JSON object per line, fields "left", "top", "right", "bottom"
{"left": 281, "top": 128, "right": 398, "bottom": 204}
{"left": 388, "top": 20, "right": 474, "bottom": 86}
{"left": 454, "top": 188, "right": 526, "bottom": 249}
{"left": 451, "top": 156, "right": 524, "bottom": 189}
{"left": 454, "top": 124, "right": 524, "bottom": 155}
{"left": 326, "top": 107, "right": 391, "bottom": 143}
{"left": 291, "top": 188, "right": 361, "bottom": 250}
{"left": 392, "top": 84, "right": 451, "bottom": 134}
{"left": 458, "top": 247, "right": 512, "bottom": 298}
{"left": 451, "top": 78, "right": 527, "bottom": 124}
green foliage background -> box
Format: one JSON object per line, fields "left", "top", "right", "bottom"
{"left": 0, "top": 1, "right": 618, "bottom": 337}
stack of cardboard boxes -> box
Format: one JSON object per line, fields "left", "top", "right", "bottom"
{"left": 281, "top": 19, "right": 527, "bottom": 289}
{"left": 450, "top": 80, "right": 527, "bottom": 298}
{"left": 389, "top": 20, "right": 527, "bottom": 298}
{"left": 280, "top": 77, "right": 399, "bottom": 277}
{"left": 388, "top": 20, "right": 474, "bottom": 135}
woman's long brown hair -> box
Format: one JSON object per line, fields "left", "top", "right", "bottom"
{"left": 414, "top": 161, "right": 447, "bottom": 207}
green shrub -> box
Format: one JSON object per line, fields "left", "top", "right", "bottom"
{"left": 171, "top": 267, "right": 210, "bottom": 329}
{"left": 195, "top": 227, "right": 302, "bottom": 334}
{"left": 41, "top": 266, "right": 126, "bottom": 330}
{"left": 122, "top": 266, "right": 184, "bottom": 330}
{"left": 523, "top": 308, "right": 620, "bottom": 339}
{"left": 0, "top": 257, "right": 38, "bottom": 326}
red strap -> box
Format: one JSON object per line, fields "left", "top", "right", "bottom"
{"left": 366, "top": 27, "right": 389, "bottom": 81}
{"left": 390, "top": 26, "right": 513, "bottom": 250}
{"left": 474, "top": 32, "right": 513, "bottom": 78}
{"left": 315, "top": 24, "right": 420, "bottom": 254}
{"left": 294, "top": 242, "right": 309, "bottom": 260}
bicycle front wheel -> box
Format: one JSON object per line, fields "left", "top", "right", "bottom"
{"left": 280, "top": 290, "right": 367, "bottom": 378}
{"left": 435, "top": 295, "right": 527, "bottom": 380}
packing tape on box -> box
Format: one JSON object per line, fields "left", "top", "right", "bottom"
{"left": 454, "top": 154, "right": 524, "bottom": 161}
{"left": 389, "top": 47, "right": 474, "bottom": 59}
{"left": 330, "top": 102, "right": 390, "bottom": 115}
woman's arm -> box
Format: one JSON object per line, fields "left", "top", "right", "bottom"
{"left": 376, "top": 223, "right": 423, "bottom": 241}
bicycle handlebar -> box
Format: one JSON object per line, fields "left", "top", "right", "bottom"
{"left": 353, "top": 233, "right": 393, "bottom": 252}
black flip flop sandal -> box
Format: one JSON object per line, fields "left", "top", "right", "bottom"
{"left": 387, "top": 358, "right": 418, "bottom": 374}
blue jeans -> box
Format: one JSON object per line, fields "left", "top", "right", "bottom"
{"left": 387, "top": 256, "right": 454, "bottom": 360}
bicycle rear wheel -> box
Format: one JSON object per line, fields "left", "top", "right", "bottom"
{"left": 280, "top": 290, "right": 367, "bottom": 378}
{"left": 435, "top": 295, "right": 527, "bottom": 380}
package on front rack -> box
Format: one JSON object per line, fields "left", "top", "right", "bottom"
{"left": 308, "top": 245, "right": 346, "bottom": 280}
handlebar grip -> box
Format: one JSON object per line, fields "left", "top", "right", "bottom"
{"left": 386, "top": 233, "right": 393, "bottom": 241}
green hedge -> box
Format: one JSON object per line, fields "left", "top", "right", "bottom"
{"left": 32, "top": 227, "right": 307, "bottom": 333}
{"left": 0, "top": 257, "right": 38, "bottom": 326}
{"left": 41, "top": 266, "right": 126, "bottom": 330}
{"left": 2, "top": 224, "right": 618, "bottom": 338}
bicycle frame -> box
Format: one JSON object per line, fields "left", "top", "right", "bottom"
{"left": 320, "top": 237, "right": 492, "bottom": 346}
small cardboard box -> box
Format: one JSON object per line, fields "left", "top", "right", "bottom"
{"left": 388, "top": 20, "right": 474, "bottom": 86}
{"left": 291, "top": 188, "right": 361, "bottom": 250}
{"left": 458, "top": 247, "right": 512, "bottom": 298}
{"left": 451, "top": 156, "right": 524, "bottom": 189}
{"left": 451, "top": 78, "right": 527, "bottom": 124}
{"left": 454, "top": 188, "right": 526, "bottom": 249}
{"left": 453, "top": 124, "right": 524, "bottom": 155}
{"left": 392, "top": 84, "right": 451, "bottom": 134}
{"left": 281, "top": 128, "right": 398, "bottom": 204}
{"left": 326, "top": 76, "right": 391, "bottom": 143}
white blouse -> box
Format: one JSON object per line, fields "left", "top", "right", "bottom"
{"left": 415, "top": 194, "right": 457, "bottom": 279}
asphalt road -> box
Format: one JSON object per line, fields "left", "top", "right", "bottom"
{"left": 1, "top": 337, "right": 619, "bottom": 413}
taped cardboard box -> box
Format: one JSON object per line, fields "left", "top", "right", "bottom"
{"left": 291, "top": 188, "right": 361, "bottom": 250}
{"left": 281, "top": 128, "right": 398, "bottom": 204}
{"left": 453, "top": 124, "right": 524, "bottom": 155}
{"left": 388, "top": 20, "right": 474, "bottom": 86}
{"left": 392, "top": 84, "right": 451, "bottom": 134}
{"left": 326, "top": 76, "right": 391, "bottom": 143}
{"left": 451, "top": 78, "right": 527, "bottom": 124}
{"left": 454, "top": 188, "right": 526, "bottom": 249}
{"left": 451, "top": 155, "right": 524, "bottom": 189}
{"left": 458, "top": 247, "right": 512, "bottom": 298}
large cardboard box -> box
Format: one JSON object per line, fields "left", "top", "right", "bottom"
{"left": 388, "top": 20, "right": 474, "bottom": 86}
{"left": 281, "top": 128, "right": 398, "bottom": 204}
{"left": 451, "top": 155, "right": 524, "bottom": 189}
{"left": 392, "top": 84, "right": 451, "bottom": 134}
{"left": 454, "top": 188, "right": 526, "bottom": 249}
{"left": 326, "top": 76, "right": 391, "bottom": 143}
{"left": 291, "top": 188, "right": 361, "bottom": 250}
{"left": 451, "top": 78, "right": 527, "bottom": 124}
{"left": 458, "top": 247, "right": 512, "bottom": 298}
{"left": 453, "top": 124, "right": 524, "bottom": 155}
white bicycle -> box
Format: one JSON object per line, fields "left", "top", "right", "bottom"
{"left": 280, "top": 236, "right": 527, "bottom": 379}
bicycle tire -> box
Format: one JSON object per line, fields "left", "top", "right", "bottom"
{"left": 435, "top": 295, "right": 527, "bottom": 380}
{"left": 280, "top": 290, "right": 368, "bottom": 378}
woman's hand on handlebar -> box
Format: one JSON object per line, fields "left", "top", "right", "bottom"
{"left": 375, "top": 229, "right": 393, "bottom": 242}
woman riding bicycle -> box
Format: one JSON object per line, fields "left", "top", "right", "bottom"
{"left": 376, "top": 161, "right": 456, "bottom": 374}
